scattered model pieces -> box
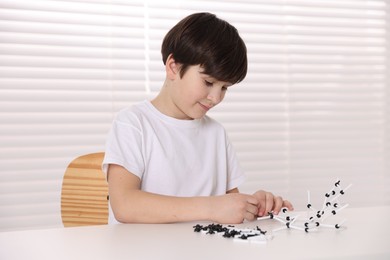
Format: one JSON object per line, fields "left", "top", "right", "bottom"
{"left": 193, "top": 223, "right": 269, "bottom": 243}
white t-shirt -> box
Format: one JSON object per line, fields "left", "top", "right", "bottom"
{"left": 102, "top": 100, "right": 246, "bottom": 224}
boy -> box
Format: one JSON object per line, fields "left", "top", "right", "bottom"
{"left": 103, "top": 12, "right": 293, "bottom": 224}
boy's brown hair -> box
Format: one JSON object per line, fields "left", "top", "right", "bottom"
{"left": 161, "top": 12, "right": 247, "bottom": 84}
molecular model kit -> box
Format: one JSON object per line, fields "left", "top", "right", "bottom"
{"left": 193, "top": 179, "right": 352, "bottom": 244}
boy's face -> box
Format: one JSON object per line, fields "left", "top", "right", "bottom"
{"left": 170, "top": 65, "right": 231, "bottom": 120}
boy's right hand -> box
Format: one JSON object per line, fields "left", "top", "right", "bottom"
{"left": 209, "top": 193, "right": 259, "bottom": 224}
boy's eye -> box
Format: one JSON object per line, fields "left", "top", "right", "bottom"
{"left": 204, "top": 80, "right": 213, "bottom": 86}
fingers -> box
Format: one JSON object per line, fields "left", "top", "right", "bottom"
{"left": 243, "top": 198, "right": 294, "bottom": 222}
{"left": 255, "top": 191, "right": 273, "bottom": 217}
{"left": 257, "top": 200, "right": 265, "bottom": 217}
{"left": 247, "top": 201, "right": 258, "bottom": 218}
{"left": 233, "top": 192, "right": 294, "bottom": 223}
{"left": 253, "top": 190, "right": 294, "bottom": 217}
{"left": 272, "top": 196, "right": 283, "bottom": 215}
{"left": 244, "top": 211, "right": 256, "bottom": 222}
{"left": 283, "top": 200, "right": 294, "bottom": 211}
{"left": 221, "top": 194, "right": 259, "bottom": 223}
{"left": 246, "top": 194, "right": 258, "bottom": 206}
{"left": 264, "top": 192, "right": 275, "bottom": 215}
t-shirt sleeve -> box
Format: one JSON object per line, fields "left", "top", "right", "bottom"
{"left": 102, "top": 111, "right": 144, "bottom": 180}
{"left": 225, "top": 135, "right": 246, "bottom": 191}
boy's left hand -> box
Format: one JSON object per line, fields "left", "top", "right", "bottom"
{"left": 252, "top": 190, "right": 293, "bottom": 217}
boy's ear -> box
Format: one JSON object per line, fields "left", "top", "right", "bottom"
{"left": 166, "top": 54, "right": 179, "bottom": 80}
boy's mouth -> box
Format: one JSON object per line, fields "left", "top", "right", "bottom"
{"left": 198, "top": 102, "right": 212, "bottom": 111}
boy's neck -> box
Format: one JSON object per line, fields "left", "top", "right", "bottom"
{"left": 150, "top": 82, "right": 192, "bottom": 120}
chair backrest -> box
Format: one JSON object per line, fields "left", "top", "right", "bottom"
{"left": 61, "top": 152, "right": 108, "bottom": 227}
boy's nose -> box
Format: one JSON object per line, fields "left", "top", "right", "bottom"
{"left": 207, "top": 89, "right": 222, "bottom": 105}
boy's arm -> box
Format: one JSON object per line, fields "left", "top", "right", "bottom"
{"left": 227, "top": 187, "right": 239, "bottom": 193}
{"left": 107, "top": 164, "right": 259, "bottom": 224}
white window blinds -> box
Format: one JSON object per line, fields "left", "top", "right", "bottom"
{"left": 0, "top": 0, "right": 389, "bottom": 231}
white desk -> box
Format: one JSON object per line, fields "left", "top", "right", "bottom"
{"left": 1, "top": 206, "right": 389, "bottom": 260}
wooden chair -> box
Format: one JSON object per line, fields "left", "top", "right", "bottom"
{"left": 61, "top": 152, "right": 109, "bottom": 227}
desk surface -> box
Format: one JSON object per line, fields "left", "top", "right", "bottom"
{"left": 1, "top": 206, "right": 389, "bottom": 260}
